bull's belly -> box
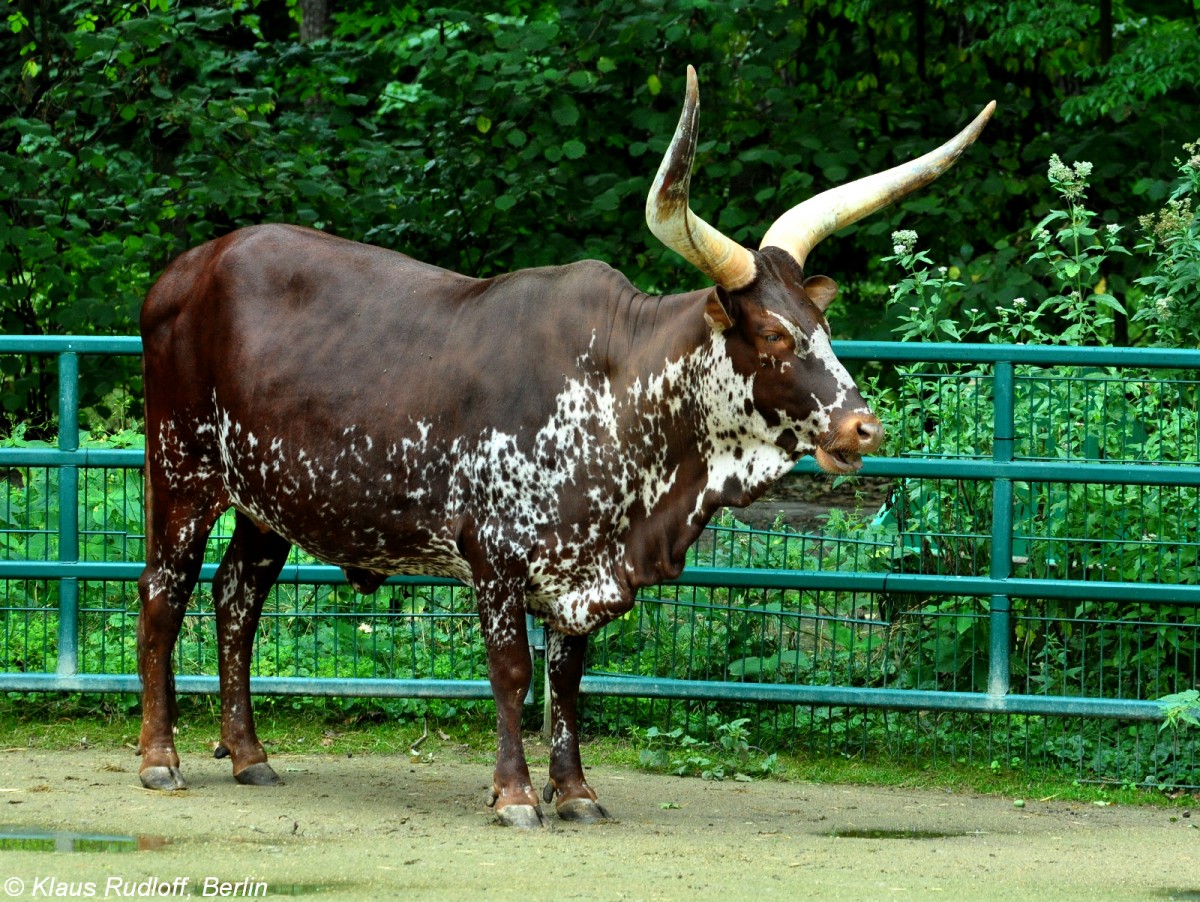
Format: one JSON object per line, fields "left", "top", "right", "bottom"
{"left": 233, "top": 496, "right": 472, "bottom": 582}
{"left": 227, "top": 484, "right": 633, "bottom": 634}
{"left": 207, "top": 408, "right": 637, "bottom": 634}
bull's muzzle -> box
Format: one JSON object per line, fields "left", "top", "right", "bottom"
{"left": 815, "top": 412, "right": 883, "bottom": 474}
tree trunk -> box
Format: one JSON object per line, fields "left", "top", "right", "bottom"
{"left": 298, "top": 0, "right": 329, "bottom": 43}
{"left": 915, "top": 0, "right": 927, "bottom": 83}
{"left": 1098, "top": 0, "right": 1112, "bottom": 63}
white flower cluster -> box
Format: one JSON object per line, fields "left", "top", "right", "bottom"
{"left": 891, "top": 229, "right": 919, "bottom": 255}
{"left": 1174, "top": 139, "right": 1199, "bottom": 172}
{"left": 1047, "top": 154, "right": 1093, "bottom": 199}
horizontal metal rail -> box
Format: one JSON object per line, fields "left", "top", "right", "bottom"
{"left": 6, "top": 446, "right": 1198, "bottom": 487}
{"left": 0, "top": 673, "right": 497, "bottom": 698}
{"left": 4, "top": 335, "right": 1200, "bottom": 367}
{"left": 577, "top": 675, "right": 1167, "bottom": 721}
{"left": 0, "top": 336, "right": 142, "bottom": 354}
{"left": 2, "top": 561, "right": 1197, "bottom": 606}
{"left": 0, "top": 672, "right": 1164, "bottom": 722}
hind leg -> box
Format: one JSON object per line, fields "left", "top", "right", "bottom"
{"left": 137, "top": 479, "right": 225, "bottom": 791}
{"left": 211, "top": 511, "right": 291, "bottom": 785}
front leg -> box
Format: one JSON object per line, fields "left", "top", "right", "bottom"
{"left": 542, "top": 629, "right": 611, "bottom": 822}
{"left": 476, "top": 577, "right": 544, "bottom": 828}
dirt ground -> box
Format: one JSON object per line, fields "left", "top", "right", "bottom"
{"left": 734, "top": 473, "right": 892, "bottom": 531}
{"left": 0, "top": 744, "right": 1197, "bottom": 902}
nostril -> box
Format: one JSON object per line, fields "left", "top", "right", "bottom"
{"left": 834, "top": 414, "right": 883, "bottom": 452}
{"left": 854, "top": 419, "right": 883, "bottom": 449}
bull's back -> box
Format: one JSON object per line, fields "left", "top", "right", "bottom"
{"left": 144, "top": 225, "right": 465, "bottom": 379}
{"left": 146, "top": 227, "right": 484, "bottom": 427}
{"left": 138, "top": 225, "right": 641, "bottom": 571}
{"left": 143, "top": 225, "right": 639, "bottom": 435}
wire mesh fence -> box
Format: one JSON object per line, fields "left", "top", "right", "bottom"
{"left": 2, "top": 337, "right": 1199, "bottom": 788}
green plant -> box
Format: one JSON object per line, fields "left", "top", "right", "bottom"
{"left": 5, "top": 1, "right": 1198, "bottom": 425}
{"left": 885, "top": 150, "right": 1130, "bottom": 348}
{"left": 1158, "top": 690, "right": 1200, "bottom": 735}
{"left": 872, "top": 153, "right": 1200, "bottom": 706}
{"left": 634, "top": 717, "right": 777, "bottom": 782}
{"left": 1131, "top": 141, "right": 1200, "bottom": 347}
{"left": 1022, "top": 154, "right": 1129, "bottom": 345}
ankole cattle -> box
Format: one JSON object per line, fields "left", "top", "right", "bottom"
{"left": 137, "top": 66, "right": 993, "bottom": 827}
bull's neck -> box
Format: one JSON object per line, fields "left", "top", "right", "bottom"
{"left": 609, "top": 289, "right": 791, "bottom": 586}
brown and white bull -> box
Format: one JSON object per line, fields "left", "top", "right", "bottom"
{"left": 136, "top": 67, "right": 993, "bottom": 827}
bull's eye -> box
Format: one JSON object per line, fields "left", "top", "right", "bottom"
{"left": 763, "top": 332, "right": 784, "bottom": 344}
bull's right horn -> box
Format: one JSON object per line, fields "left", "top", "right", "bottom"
{"left": 760, "top": 102, "right": 996, "bottom": 272}
{"left": 646, "top": 66, "right": 758, "bottom": 291}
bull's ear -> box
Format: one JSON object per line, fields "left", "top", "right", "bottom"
{"left": 803, "top": 275, "right": 839, "bottom": 313}
{"left": 704, "top": 286, "right": 736, "bottom": 331}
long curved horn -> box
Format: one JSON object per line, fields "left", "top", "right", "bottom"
{"left": 759, "top": 102, "right": 996, "bottom": 270}
{"left": 646, "top": 66, "right": 757, "bottom": 291}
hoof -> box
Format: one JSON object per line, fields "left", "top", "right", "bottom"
{"left": 495, "top": 804, "right": 548, "bottom": 829}
{"left": 556, "top": 797, "right": 612, "bottom": 823}
{"left": 140, "top": 766, "right": 188, "bottom": 792}
{"left": 234, "top": 762, "right": 283, "bottom": 786}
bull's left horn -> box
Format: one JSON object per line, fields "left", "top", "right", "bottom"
{"left": 646, "top": 66, "right": 757, "bottom": 291}
{"left": 760, "top": 102, "right": 996, "bottom": 271}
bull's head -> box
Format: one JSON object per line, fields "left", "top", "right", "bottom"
{"left": 647, "top": 66, "right": 994, "bottom": 474}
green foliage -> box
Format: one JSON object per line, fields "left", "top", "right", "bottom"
{"left": 4, "top": 1, "right": 1198, "bottom": 426}
{"left": 1023, "top": 154, "right": 1130, "bottom": 344}
{"left": 1131, "top": 143, "right": 1200, "bottom": 346}
{"left": 635, "top": 716, "right": 778, "bottom": 781}
{"left": 867, "top": 150, "right": 1200, "bottom": 730}
{"left": 1063, "top": 17, "right": 1200, "bottom": 123}
{"left": 1158, "top": 690, "right": 1200, "bottom": 736}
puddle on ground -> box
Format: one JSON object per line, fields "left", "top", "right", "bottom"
{"left": 829, "top": 829, "right": 975, "bottom": 840}
{"left": 0, "top": 832, "right": 344, "bottom": 895}
{"left": 0, "top": 826, "right": 169, "bottom": 853}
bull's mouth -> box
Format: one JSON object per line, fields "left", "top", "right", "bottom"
{"left": 815, "top": 446, "right": 864, "bottom": 475}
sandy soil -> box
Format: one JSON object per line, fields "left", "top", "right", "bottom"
{"left": 0, "top": 744, "right": 1197, "bottom": 901}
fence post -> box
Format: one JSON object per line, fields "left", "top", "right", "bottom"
{"left": 55, "top": 351, "right": 80, "bottom": 677}
{"left": 988, "top": 360, "right": 1014, "bottom": 698}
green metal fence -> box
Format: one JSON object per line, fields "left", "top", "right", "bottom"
{"left": 2, "top": 336, "right": 1199, "bottom": 787}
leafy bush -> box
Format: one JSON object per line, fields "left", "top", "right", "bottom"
{"left": 635, "top": 716, "right": 778, "bottom": 782}
{"left": 1132, "top": 141, "right": 1200, "bottom": 346}
{"left": 865, "top": 143, "right": 1200, "bottom": 708}
{"left": 5, "top": 1, "right": 1198, "bottom": 425}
